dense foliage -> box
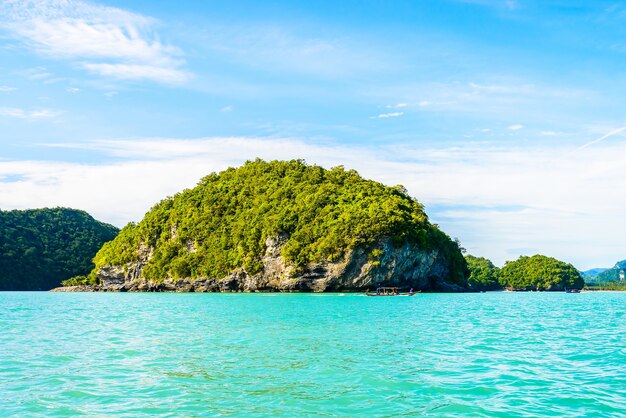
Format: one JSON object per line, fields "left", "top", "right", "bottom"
{"left": 499, "top": 255, "right": 584, "bottom": 290}
{"left": 0, "top": 208, "right": 118, "bottom": 290}
{"left": 90, "top": 159, "right": 467, "bottom": 285}
{"left": 465, "top": 255, "right": 501, "bottom": 291}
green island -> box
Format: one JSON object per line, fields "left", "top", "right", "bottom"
{"left": 499, "top": 255, "right": 584, "bottom": 291}
{"left": 0, "top": 208, "right": 118, "bottom": 290}
{"left": 65, "top": 159, "right": 467, "bottom": 292}
{"left": 465, "top": 254, "right": 584, "bottom": 291}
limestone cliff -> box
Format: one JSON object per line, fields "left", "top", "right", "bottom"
{"left": 83, "top": 235, "right": 464, "bottom": 292}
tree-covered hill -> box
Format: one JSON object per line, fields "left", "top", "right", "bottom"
{"left": 81, "top": 159, "right": 467, "bottom": 291}
{"left": 0, "top": 208, "right": 119, "bottom": 290}
{"left": 499, "top": 255, "right": 584, "bottom": 291}
{"left": 465, "top": 255, "right": 501, "bottom": 291}
{"left": 595, "top": 260, "right": 626, "bottom": 283}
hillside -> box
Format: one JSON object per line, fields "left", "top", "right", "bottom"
{"left": 71, "top": 159, "right": 468, "bottom": 292}
{"left": 580, "top": 267, "right": 609, "bottom": 279}
{"left": 465, "top": 255, "right": 501, "bottom": 291}
{"left": 0, "top": 208, "right": 119, "bottom": 290}
{"left": 595, "top": 260, "right": 626, "bottom": 283}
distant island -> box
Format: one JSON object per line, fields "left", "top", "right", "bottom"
{"left": 0, "top": 208, "right": 118, "bottom": 290}
{"left": 465, "top": 254, "right": 584, "bottom": 291}
{"left": 581, "top": 260, "right": 626, "bottom": 289}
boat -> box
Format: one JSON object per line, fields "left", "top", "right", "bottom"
{"left": 565, "top": 288, "right": 581, "bottom": 293}
{"left": 366, "top": 286, "right": 416, "bottom": 296}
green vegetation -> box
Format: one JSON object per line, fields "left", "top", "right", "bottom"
{"left": 595, "top": 260, "right": 626, "bottom": 283}
{"left": 499, "top": 255, "right": 584, "bottom": 290}
{"left": 585, "top": 282, "right": 626, "bottom": 291}
{"left": 88, "top": 159, "right": 467, "bottom": 285}
{"left": 583, "top": 260, "right": 626, "bottom": 289}
{"left": 0, "top": 208, "right": 118, "bottom": 290}
{"left": 465, "top": 255, "right": 501, "bottom": 291}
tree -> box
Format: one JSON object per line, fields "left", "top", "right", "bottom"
{"left": 465, "top": 255, "right": 501, "bottom": 291}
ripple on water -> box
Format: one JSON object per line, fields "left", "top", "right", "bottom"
{"left": 0, "top": 291, "right": 625, "bottom": 416}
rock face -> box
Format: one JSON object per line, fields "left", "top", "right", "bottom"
{"left": 80, "top": 235, "right": 465, "bottom": 293}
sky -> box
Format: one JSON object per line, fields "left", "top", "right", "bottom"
{"left": 1, "top": 0, "right": 625, "bottom": 270}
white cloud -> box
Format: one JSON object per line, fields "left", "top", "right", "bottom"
{"left": 386, "top": 103, "right": 408, "bottom": 109}
{"left": 373, "top": 111, "right": 404, "bottom": 119}
{"left": 0, "top": 107, "right": 60, "bottom": 119}
{"left": 21, "top": 66, "right": 54, "bottom": 81}
{"left": 540, "top": 130, "right": 559, "bottom": 136}
{"left": 0, "top": 86, "right": 17, "bottom": 92}
{"left": 3, "top": 135, "right": 625, "bottom": 270}
{"left": 82, "top": 63, "right": 191, "bottom": 84}
{"left": 508, "top": 124, "right": 524, "bottom": 130}
{"left": 573, "top": 125, "right": 626, "bottom": 152}
{"left": 220, "top": 105, "right": 234, "bottom": 112}
{"left": 0, "top": 0, "right": 190, "bottom": 85}
{"left": 66, "top": 87, "right": 80, "bottom": 93}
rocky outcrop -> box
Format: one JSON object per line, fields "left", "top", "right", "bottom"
{"left": 58, "top": 235, "right": 466, "bottom": 293}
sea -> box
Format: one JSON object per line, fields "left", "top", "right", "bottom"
{"left": 1, "top": 291, "right": 625, "bottom": 417}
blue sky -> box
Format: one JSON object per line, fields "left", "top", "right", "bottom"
{"left": 1, "top": 0, "right": 626, "bottom": 269}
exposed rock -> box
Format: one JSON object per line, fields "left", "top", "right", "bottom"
{"left": 98, "top": 265, "right": 125, "bottom": 287}
{"left": 50, "top": 285, "right": 97, "bottom": 292}
{"left": 86, "top": 235, "right": 465, "bottom": 293}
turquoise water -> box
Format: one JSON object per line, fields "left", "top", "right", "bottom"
{"left": 1, "top": 292, "right": 625, "bottom": 417}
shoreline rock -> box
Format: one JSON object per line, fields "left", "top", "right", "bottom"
{"left": 53, "top": 237, "right": 468, "bottom": 293}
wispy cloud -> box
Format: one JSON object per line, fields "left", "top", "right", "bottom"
{"left": 372, "top": 111, "right": 404, "bottom": 119}
{"left": 573, "top": 125, "right": 626, "bottom": 152}
{"left": 0, "top": 107, "right": 60, "bottom": 119}
{"left": 365, "top": 80, "right": 592, "bottom": 122}
{"left": 20, "top": 66, "right": 55, "bottom": 81}
{"left": 0, "top": 86, "right": 17, "bottom": 92}
{"left": 202, "top": 26, "right": 388, "bottom": 78}
{"left": 386, "top": 103, "right": 408, "bottom": 109}
{"left": 0, "top": 0, "right": 191, "bottom": 84}
{"left": 81, "top": 63, "right": 189, "bottom": 84}
{"left": 508, "top": 124, "right": 524, "bottom": 130}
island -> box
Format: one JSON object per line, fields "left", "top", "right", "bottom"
{"left": 0, "top": 208, "right": 118, "bottom": 290}
{"left": 499, "top": 255, "right": 584, "bottom": 291}
{"left": 58, "top": 159, "right": 468, "bottom": 292}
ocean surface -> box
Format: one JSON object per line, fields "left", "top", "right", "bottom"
{"left": 1, "top": 292, "right": 625, "bottom": 417}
